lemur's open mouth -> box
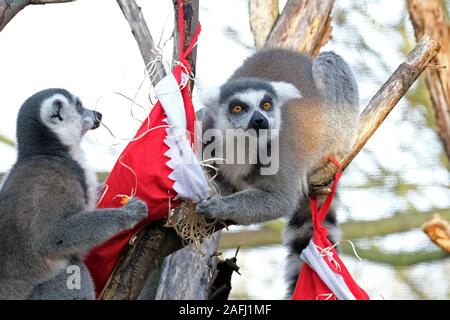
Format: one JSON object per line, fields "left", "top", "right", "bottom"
{"left": 92, "top": 111, "right": 102, "bottom": 130}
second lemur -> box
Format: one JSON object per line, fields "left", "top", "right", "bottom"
{"left": 0, "top": 89, "right": 148, "bottom": 299}
{"left": 197, "top": 48, "right": 359, "bottom": 295}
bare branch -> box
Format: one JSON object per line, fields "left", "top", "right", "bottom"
{"left": 0, "top": 0, "right": 75, "bottom": 32}
{"left": 249, "top": 0, "right": 279, "bottom": 48}
{"left": 116, "top": 0, "right": 166, "bottom": 84}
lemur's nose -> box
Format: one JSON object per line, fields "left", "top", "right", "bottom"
{"left": 248, "top": 111, "right": 269, "bottom": 131}
{"left": 92, "top": 111, "right": 102, "bottom": 129}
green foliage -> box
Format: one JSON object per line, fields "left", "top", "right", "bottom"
{"left": 0, "top": 134, "right": 15, "bottom": 148}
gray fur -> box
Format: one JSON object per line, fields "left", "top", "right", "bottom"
{"left": 28, "top": 258, "right": 94, "bottom": 300}
{"left": 197, "top": 48, "right": 358, "bottom": 295}
{"left": 219, "top": 78, "right": 277, "bottom": 103}
{"left": 0, "top": 89, "right": 148, "bottom": 300}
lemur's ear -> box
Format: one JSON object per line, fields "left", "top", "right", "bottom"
{"left": 271, "top": 81, "right": 302, "bottom": 104}
{"left": 50, "top": 99, "right": 65, "bottom": 122}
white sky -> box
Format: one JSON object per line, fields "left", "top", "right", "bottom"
{"left": 0, "top": 0, "right": 257, "bottom": 172}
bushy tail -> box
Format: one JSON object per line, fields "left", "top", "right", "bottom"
{"left": 283, "top": 199, "right": 340, "bottom": 297}
{"left": 312, "top": 51, "right": 359, "bottom": 109}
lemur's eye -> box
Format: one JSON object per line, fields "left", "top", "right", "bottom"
{"left": 261, "top": 101, "right": 272, "bottom": 111}
{"left": 232, "top": 105, "right": 244, "bottom": 113}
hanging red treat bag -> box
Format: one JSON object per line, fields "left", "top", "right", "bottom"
{"left": 85, "top": 2, "right": 206, "bottom": 296}
{"left": 291, "top": 158, "right": 370, "bottom": 300}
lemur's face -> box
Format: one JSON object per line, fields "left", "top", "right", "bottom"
{"left": 202, "top": 78, "right": 301, "bottom": 136}
{"left": 40, "top": 92, "right": 102, "bottom": 147}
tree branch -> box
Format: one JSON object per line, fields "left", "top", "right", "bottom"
{"left": 0, "top": 0, "right": 75, "bottom": 32}
{"left": 407, "top": 0, "right": 450, "bottom": 161}
{"left": 116, "top": 0, "right": 166, "bottom": 84}
{"left": 265, "top": 0, "right": 335, "bottom": 57}
{"left": 172, "top": 0, "right": 199, "bottom": 92}
{"left": 249, "top": 0, "right": 279, "bottom": 48}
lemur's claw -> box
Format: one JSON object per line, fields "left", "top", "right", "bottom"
{"left": 196, "top": 196, "right": 226, "bottom": 219}
{"left": 309, "top": 186, "right": 332, "bottom": 196}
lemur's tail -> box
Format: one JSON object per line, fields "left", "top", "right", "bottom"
{"left": 312, "top": 51, "right": 359, "bottom": 110}
{"left": 283, "top": 199, "right": 340, "bottom": 297}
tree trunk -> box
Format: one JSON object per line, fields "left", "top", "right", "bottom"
{"left": 265, "top": 0, "right": 335, "bottom": 57}
{"left": 249, "top": 0, "right": 279, "bottom": 48}
{"left": 407, "top": 0, "right": 450, "bottom": 161}
{"left": 155, "top": 235, "right": 221, "bottom": 299}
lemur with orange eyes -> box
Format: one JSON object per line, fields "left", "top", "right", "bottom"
{"left": 197, "top": 49, "right": 359, "bottom": 295}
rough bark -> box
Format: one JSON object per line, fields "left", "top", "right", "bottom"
{"left": 407, "top": 0, "right": 450, "bottom": 161}
{"left": 155, "top": 235, "right": 221, "bottom": 300}
{"left": 249, "top": 0, "right": 279, "bottom": 48}
{"left": 172, "top": 0, "right": 198, "bottom": 91}
{"left": 99, "top": 221, "right": 182, "bottom": 300}
{"left": 265, "top": 0, "right": 334, "bottom": 57}
{"left": 0, "top": 0, "right": 75, "bottom": 32}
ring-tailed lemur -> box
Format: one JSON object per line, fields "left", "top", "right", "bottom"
{"left": 0, "top": 89, "right": 148, "bottom": 300}
{"left": 197, "top": 49, "right": 359, "bottom": 296}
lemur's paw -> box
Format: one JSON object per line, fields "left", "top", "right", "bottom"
{"left": 196, "top": 196, "right": 227, "bottom": 219}
{"left": 121, "top": 197, "right": 148, "bottom": 226}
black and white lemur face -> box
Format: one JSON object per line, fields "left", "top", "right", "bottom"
{"left": 39, "top": 90, "right": 102, "bottom": 147}
{"left": 203, "top": 78, "right": 301, "bottom": 137}
{"left": 15, "top": 88, "right": 102, "bottom": 160}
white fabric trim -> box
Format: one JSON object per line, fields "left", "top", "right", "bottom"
{"left": 164, "top": 125, "right": 209, "bottom": 202}
{"left": 154, "top": 73, "right": 209, "bottom": 203}
{"left": 154, "top": 72, "right": 187, "bottom": 130}
{"left": 300, "top": 240, "right": 356, "bottom": 300}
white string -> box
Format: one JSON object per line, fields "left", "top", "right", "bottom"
{"left": 315, "top": 239, "right": 363, "bottom": 272}
{"left": 157, "top": 10, "right": 175, "bottom": 50}
{"left": 316, "top": 244, "right": 342, "bottom": 272}
{"left": 316, "top": 293, "right": 335, "bottom": 300}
